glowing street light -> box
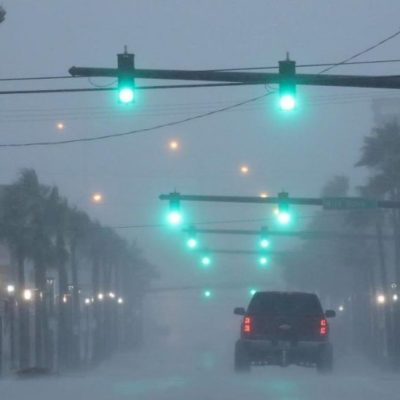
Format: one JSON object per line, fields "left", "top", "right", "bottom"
{"left": 23, "top": 289, "right": 33, "bottom": 301}
{"left": 393, "top": 294, "right": 398, "bottom": 302}
{"left": 108, "top": 292, "right": 115, "bottom": 299}
{"left": 338, "top": 305, "right": 345, "bottom": 312}
{"left": 56, "top": 122, "right": 65, "bottom": 130}
{"left": 118, "top": 297, "right": 124, "bottom": 304}
{"left": 169, "top": 140, "right": 180, "bottom": 151}
{"left": 259, "top": 192, "right": 268, "bottom": 198}
{"left": 376, "top": 294, "right": 386, "bottom": 305}
{"left": 6, "top": 284, "right": 15, "bottom": 294}
{"left": 91, "top": 192, "right": 104, "bottom": 204}
{"left": 240, "top": 165, "right": 249, "bottom": 175}
{"left": 97, "top": 293, "right": 104, "bottom": 301}
{"left": 84, "top": 298, "right": 91, "bottom": 305}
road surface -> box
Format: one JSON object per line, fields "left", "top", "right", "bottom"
{"left": 0, "top": 340, "right": 397, "bottom": 400}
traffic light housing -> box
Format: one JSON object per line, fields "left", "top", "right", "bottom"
{"left": 259, "top": 226, "right": 270, "bottom": 249}
{"left": 167, "top": 192, "right": 183, "bottom": 226}
{"left": 279, "top": 57, "right": 296, "bottom": 111}
{"left": 118, "top": 50, "right": 135, "bottom": 104}
{"left": 277, "top": 191, "right": 291, "bottom": 225}
{"left": 186, "top": 226, "right": 198, "bottom": 249}
{"left": 258, "top": 255, "right": 268, "bottom": 267}
{"left": 201, "top": 254, "right": 212, "bottom": 267}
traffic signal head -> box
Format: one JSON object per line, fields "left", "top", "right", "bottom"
{"left": 278, "top": 57, "right": 296, "bottom": 111}
{"left": 276, "top": 191, "right": 291, "bottom": 225}
{"left": 203, "top": 289, "right": 212, "bottom": 299}
{"left": 118, "top": 50, "right": 135, "bottom": 104}
{"left": 167, "top": 193, "right": 182, "bottom": 226}
{"left": 187, "top": 238, "right": 198, "bottom": 249}
{"left": 201, "top": 255, "right": 211, "bottom": 267}
{"left": 186, "top": 226, "right": 198, "bottom": 249}
{"left": 259, "top": 226, "right": 270, "bottom": 249}
{"left": 249, "top": 288, "right": 257, "bottom": 296}
{"left": 259, "top": 256, "right": 268, "bottom": 266}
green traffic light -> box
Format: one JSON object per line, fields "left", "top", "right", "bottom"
{"left": 279, "top": 94, "right": 296, "bottom": 111}
{"left": 259, "top": 256, "right": 268, "bottom": 266}
{"left": 119, "top": 87, "right": 135, "bottom": 103}
{"left": 277, "top": 211, "right": 291, "bottom": 225}
{"left": 167, "top": 210, "right": 182, "bottom": 226}
{"left": 260, "top": 238, "right": 270, "bottom": 249}
{"left": 203, "top": 289, "right": 212, "bottom": 298}
{"left": 201, "top": 256, "right": 211, "bottom": 267}
{"left": 187, "top": 238, "right": 198, "bottom": 249}
{"left": 250, "top": 288, "right": 257, "bottom": 296}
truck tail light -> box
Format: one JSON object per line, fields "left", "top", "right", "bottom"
{"left": 242, "top": 316, "right": 252, "bottom": 334}
{"left": 320, "top": 318, "right": 328, "bottom": 336}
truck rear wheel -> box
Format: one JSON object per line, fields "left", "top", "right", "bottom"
{"left": 316, "top": 344, "right": 333, "bottom": 374}
{"left": 234, "top": 341, "right": 250, "bottom": 373}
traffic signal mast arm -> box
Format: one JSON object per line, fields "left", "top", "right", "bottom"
{"left": 159, "top": 193, "right": 400, "bottom": 209}
{"left": 70, "top": 66, "right": 400, "bottom": 89}
{"left": 181, "top": 227, "right": 394, "bottom": 241}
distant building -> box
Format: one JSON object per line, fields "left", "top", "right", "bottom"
{"left": 372, "top": 98, "right": 400, "bottom": 126}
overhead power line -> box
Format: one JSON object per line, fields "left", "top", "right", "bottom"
{"left": 0, "top": 92, "right": 271, "bottom": 148}
{"left": 319, "top": 28, "right": 400, "bottom": 73}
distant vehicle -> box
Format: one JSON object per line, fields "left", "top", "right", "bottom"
{"left": 234, "top": 291, "right": 335, "bottom": 373}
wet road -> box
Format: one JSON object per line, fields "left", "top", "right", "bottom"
{"left": 0, "top": 341, "right": 398, "bottom": 400}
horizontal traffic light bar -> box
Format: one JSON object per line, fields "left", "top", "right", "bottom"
{"left": 69, "top": 66, "right": 400, "bottom": 89}
{"left": 160, "top": 193, "right": 400, "bottom": 209}
{"left": 148, "top": 282, "right": 263, "bottom": 293}
{"left": 181, "top": 227, "right": 394, "bottom": 241}
{"left": 195, "top": 248, "right": 292, "bottom": 256}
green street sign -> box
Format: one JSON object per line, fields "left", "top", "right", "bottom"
{"left": 322, "top": 197, "right": 378, "bottom": 210}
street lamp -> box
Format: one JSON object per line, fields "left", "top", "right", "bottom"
{"left": 108, "top": 292, "right": 115, "bottom": 299}
{"left": 91, "top": 192, "right": 104, "bottom": 204}
{"left": 84, "top": 298, "right": 91, "bottom": 305}
{"left": 56, "top": 122, "right": 65, "bottom": 130}
{"left": 240, "top": 165, "right": 249, "bottom": 175}
{"left": 97, "top": 293, "right": 104, "bottom": 301}
{"left": 6, "top": 284, "right": 15, "bottom": 295}
{"left": 23, "top": 289, "right": 33, "bottom": 301}
{"left": 169, "top": 140, "right": 180, "bottom": 151}
{"left": 376, "top": 294, "right": 386, "bottom": 304}
{"left": 117, "top": 297, "right": 124, "bottom": 304}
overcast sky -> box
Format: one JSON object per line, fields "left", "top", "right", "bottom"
{"left": 1, "top": 1, "right": 400, "bottom": 289}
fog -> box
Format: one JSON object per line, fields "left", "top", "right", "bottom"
{"left": 1, "top": 1, "right": 400, "bottom": 399}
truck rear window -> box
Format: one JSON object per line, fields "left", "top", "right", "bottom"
{"left": 247, "top": 292, "right": 323, "bottom": 316}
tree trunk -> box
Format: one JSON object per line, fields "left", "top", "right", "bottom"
{"left": 57, "top": 258, "right": 69, "bottom": 369}
{"left": 16, "top": 253, "right": 30, "bottom": 369}
{"left": 70, "top": 242, "right": 81, "bottom": 367}
{"left": 34, "top": 262, "right": 46, "bottom": 367}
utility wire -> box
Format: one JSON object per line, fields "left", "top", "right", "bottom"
{"left": 0, "top": 92, "right": 271, "bottom": 148}
{"left": 319, "top": 28, "right": 400, "bottom": 73}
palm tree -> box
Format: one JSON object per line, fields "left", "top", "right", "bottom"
{"left": 356, "top": 121, "right": 400, "bottom": 368}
